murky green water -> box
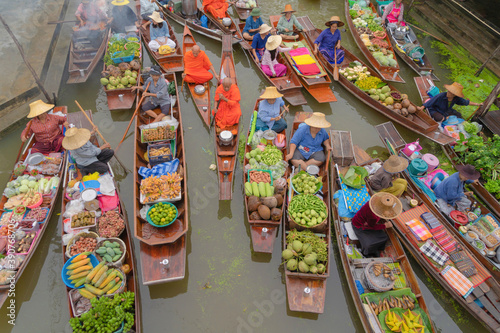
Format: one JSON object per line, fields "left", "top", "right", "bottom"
{"left": 0, "top": 1, "right": 491, "bottom": 332}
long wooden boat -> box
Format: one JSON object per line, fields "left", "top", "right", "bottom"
{"left": 283, "top": 112, "right": 331, "bottom": 313}
{"left": 269, "top": 15, "right": 337, "bottom": 104}
{"left": 374, "top": 1, "right": 438, "bottom": 80}
{"left": 413, "top": 77, "right": 500, "bottom": 217}
{"left": 215, "top": 34, "right": 241, "bottom": 201}
{"left": 243, "top": 99, "right": 287, "bottom": 253}
{"left": 102, "top": 30, "right": 142, "bottom": 110}
{"left": 67, "top": 27, "right": 110, "bottom": 84}
{"left": 232, "top": 1, "right": 258, "bottom": 21}
{"left": 0, "top": 106, "right": 68, "bottom": 308}
{"left": 344, "top": 0, "right": 404, "bottom": 83}
{"left": 158, "top": 2, "right": 241, "bottom": 44}
{"left": 201, "top": 8, "right": 250, "bottom": 50}
{"left": 133, "top": 70, "right": 188, "bottom": 284}
{"left": 139, "top": 15, "right": 183, "bottom": 73}
{"left": 330, "top": 132, "right": 436, "bottom": 333}
{"left": 61, "top": 110, "right": 141, "bottom": 331}
{"left": 182, "top": 25, "right": 211, "bottom": 127}
{"left": 235, "top": 22, "right": 307, "bottom": 106}
{"left": 375, "top": 121, "right": 500, "bottom": 331}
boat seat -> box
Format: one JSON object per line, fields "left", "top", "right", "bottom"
{"left": 344, "top": 221, "right": 358, "bottom": 241}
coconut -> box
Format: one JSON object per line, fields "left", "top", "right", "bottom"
{"left": 249, "top": 211, "right": 262, "bottom": 220}
{"left": 401, "top": 99, "right": 411, "bottom": 108}
{"left": 395, "top": 109, "right": 402, "bottom": 115}
{"left": 286, "top": 259, "right": 298, "bottom": 271}
{"left": 309, "top": 266, "right": 318, "bottom": 274}
{"left": 381, "top": 86, "right": 390, "bottom": 94}
{"left": 124, "top": 69, "right": 132, "bottom": 77}
{"left": 401, "top": 108, "right": 408, "bottom": 116}
{"left": 109, "top": 67, "right": 121, "bottom": 78}
{"left": 273, "top": 194, "right": 283, "bottom": 207}
{"left": 292, "top": 240, "right": 303, "bottom": 253}
{"left": 387, "top": 105, "right": 394, "bottom": 110}
{"left": 371, "top": 94, "right": 380, "bottom": 101}
{"left": 100, "top": 78, "right": 109, "bottom": 86}
{"left": 393, "top": 103, "right": 402, "bottom": 110}
{"left": 128, "top": 77, "right": 137, "bottom": 85}
{"left": 301, "top": 243, "right": 312, "bottom": 255}
{"left": 407, "top": 105, "right": 417, "bottom": 114}
{"left": 317, "top": 264, "right": 326, "bottom": 274}
{"left": 130, "top": 59, "right": 141, "bottom": 71}
{"left": 258, "top": 205, "right": 271, "bottom": 220}
{"left": 120, "top": 77, "right": 129, "bottom": 85}
{"left": 248, "top": 196, "right": 260, "bottom": 212}
{"left": 261, "top": 196, "right": 277, "bottom": 209}
{"left": 118, "top": 62, "right": 131, "bottom": 72}
{"left": 298, "top": 261, "right": 309, "bottom": 273}
{"left": 401, "top": 93, "right": 408, "bottom": 100}
{"left": 282, "top": 249, "right": 294, "bottom": 260}
{"left": 304, "top": 254, "right": 317, "bottom": 266}
{"left": 270, "top": 208, "right": 282, "bottom": 221}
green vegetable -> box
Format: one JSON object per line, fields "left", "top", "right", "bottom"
{"left": 340, "top": 166, "right": 369, "bottom": 188}
{"left": 288, "top": 194, "right": 327, "bottom": 227}
{"left": 261, "top": 145, "right": 283, "bottom": 166}
{"left": 247, "top": 111, "right": 258, "bottom": 144}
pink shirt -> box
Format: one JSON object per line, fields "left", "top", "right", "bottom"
{"left": 261, "top": 46, "right": 291, "bottom": 75}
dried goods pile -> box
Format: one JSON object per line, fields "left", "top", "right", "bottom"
{"left": 142, "top": 126, "right": 176, "bottom": 142}
{"left": 98, "top": 211, "right": 125, "bottom": 238}
{"left": 140, "top": 172, "right": 183, "bottom": 203}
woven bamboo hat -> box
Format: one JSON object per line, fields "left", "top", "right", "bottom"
{"left": 260, "top": 87, "right": 283, "bottom": 99}
{"left": 383, "top": 155, "right": 409, "bottom": 174}
{"left": 369, "top": 192, "right": 402, "bottom": 219}
{"left": 282, "top": 4, "right": 296, "bottom": 13}
{"left": 259, "top": 24, "right": 271, "bottom": 34}
{"left": 250, "top": 7, "right": 261, "bottom": 17}
{"left": 149, "top": 11, "right": 164, "bottom": 24}
{"left": 326, "top": 16, "right": 345, "bottom": 27}
{"left": 111, "top": 0, "right": 130, "bottom": 6}
{"left": 266, "top": 35, "right": 282, "bottom": 51}
{"left": 456, "top": 164, "right": 480, "bottom": 180}
{"left": 27, "top": 100, "right": 54, "bottom": 118}
{"left": 444, "top": 82, "right": 464, "bottom": 98}
{"left": 62, "top": 127, "right": 91, "bottom": 150}
{"left": 304, "top": 112, "right": 331, "bottom": 129}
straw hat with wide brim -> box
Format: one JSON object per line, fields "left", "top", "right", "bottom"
{"left": 111, "top": 0, "right": 130, "bottom": 6}
{"left": 383, "top": 155, "right": 409, "bottom": 174}
{"left": 260, "top": 87, "right": 283, "bottom": 99}
{"left": 259, "top": 24, "right": 272, "bottom": 34}
{"left": 281, "top": 4, "right": 296, "bottom": 13}
{"left": 456, "top": 164, "right": 480, "bottom": 180}
{"left": 304, "top": 112, "right": 331, "bottom": 129}
{"left": 369, "top": 192, "right": 402, "bottom": 219}
{"left": 27, "top": 100, "right": 55, "bottom": 118}
{"left": 325, "top": 16, "right": 345, "bottom": 27}
{"left": 149, "top": 11, "right": 164, "bottom": 24}
{"left": 266, "top": 35, "right": 282, "bottom": 51}
{"left": 444, "top": 82, "right": 464, "bottom": 98}
{"left": 62, "top": 128, "right": 91, "bottom": 150}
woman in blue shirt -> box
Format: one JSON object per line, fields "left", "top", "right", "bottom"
{"left": 251, "top": 24, "right": 272, "bottom": 62}
{"left": 242, "top": 8, "right": 264, "bottom": 41}
{"left": 255, "top": 87, "right": 289, "bottom": 132}
{"left": 148, "top": 11, "right": 176, "bottom": 52}
{"left": 314, "top": 16, "right": 344, "bottom": 64}
{"left": 418, "top": 82, "right": 483, "bottom": 122}
{"left": 286, "top": 112, "right": 331, "bottom": 169}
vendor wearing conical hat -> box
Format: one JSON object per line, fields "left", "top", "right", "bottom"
{"left": 242, "top": 8, "right": 264, "bottom": 41}
{"left": 369, "top": 155, "right": 409, "bottom": 197}
{"left": 276, "top": 4, "right": 303, "bottom": 40}
{"left": 63, "top": 127, "right": 114, "bottom": 175}
{"left": 261, "top": 35, "right": 291, "bottom": 78}
{"left": 352, "top": 193, "right": 402, "bottom": 256}
{"left": 285, "top": 112, "right": 331, "bottom": 170}
{"left": 109, "top": 0, "right": 137, "bottom": 34}
{"left": 21, "top": 100, "right": 69, "bottom": 154}
{"left": 434, "top": 164, "right": 480, "bottom": 215}
{"left": 313, "top": 16, "right": 344, "bottom": 65}
{"left": 147, "top": 11, "right": 176, "bottom": 52}
{"left": 251, "top": 24, "right": 273, "bottom": 63}
{"left": 418, "top": 82, "right": 483, "bottom": 122}
{"left": 256, "top": 87, "right": 289, "bottom": 133}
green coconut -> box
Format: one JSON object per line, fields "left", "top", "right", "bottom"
{"left": 116, "top": 83, "right": 125, "bottom": 89}
{"left": 100, "top": 78, "right": 109, "bottom": 86}
{"left": 317, "top": 264, "right": 326, "bottom": 274}
{"left": 124, "top": 69, "right": 132, "bottom": 77}
{"left": 304, "top": 254, "right": 317, "bottom": 266}
{"left": 282, "top": 249, "right": 294, "bottom": 260}
{"left": 128, "top": 77, "right": 137, "bottom": 85}
{"left": 309, "top": 266, "right": 318, "bottom": 274}
{"left": 298, "top": 261, "right": 309, "bottom": 273}
{"left": 384, "top": 97, "right": 394, "bottom": 105}
{"left": 120, "top": 77, "right": 129, "bottom": 85}
{"left": 381, "top": 86, "right": 391, "bottom": 94}
{"left": 369, "top": 88, "right": 377, "bottom": 95}
{"left": 292, "top": 240, "right": 303, "bottom": 253}
{"left": 302, "top": 243, "right": 312, "bottom": 255}
{"left": 287, "top": 259, "right": 298, "bottom": 271}
{"left": 370, "top": 94, "right": 380, "bottom": 101}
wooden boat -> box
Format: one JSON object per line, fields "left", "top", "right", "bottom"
{"left": 243, "top": 99, "right": 287, "bottom": 253}
{"left": 102, "top": 30, "right": 142, "bottom": 111}
{"left": 133, "top": 70, "right": 188, "bottom": 284}
{"left": 283, "top": 112, "right": 331, "bottom": 313}
{"left": 235, "top": 22, "right": 307, "bottom": 106}
{"left": 375, "top": 121, "right": 500, "bottom": 331}
{"left": 181, "top": 25, "right": 211, "bottom": 126}
{"left": 0, "top": 106, "right": 68, "bottom": 309}
{"left": 61, "top": 110, "right": 141, "bottom": 331}
{"left": 413, "top": 76, "right": 500, "bottom": 217}
{"left": 201, "top": 8, "right": 250, "bottom": 50}
{"left": 232, "top": 1, "right": 258, "bottom": 21}
{"left": 269, "top": 15, "right": 337, "bottom": 104}
{"left": 159, "top": 3, "right": 241, "bottom": 44}
{"left": 330, "top": 131, "right": 436, "bottom": 333}
{"left": 215, "top": 34, "right": 241, "bottom": 201}
{"left": 139, "top": 16, "right": 183, "bottom": 73}
{"left": 67, "top": 27, "right": 110, "bottom": 84}
{"left": 374, "top": 1, "right": 439, "bottom": 80}
{"left": 344, "top": 0, "right": 404, "bottom": 83}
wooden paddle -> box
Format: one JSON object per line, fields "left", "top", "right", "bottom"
{"left": 74, "top": 100, "right": 131, "bottom": 173}
{"left": 115, "top": 82, "right": 151, "bottom": 152}
{"left": 407, "top": 23, "right": 450, "bottom": 45}
{"left": 16, "top": 120, "right": 32, "bottom": 163}
{"left": 333, "top": 47, "right": 339, "bottom": 81}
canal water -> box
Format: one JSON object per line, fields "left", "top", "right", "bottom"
{"left": 0, "top": 0, "right": 491, "bottom": 332}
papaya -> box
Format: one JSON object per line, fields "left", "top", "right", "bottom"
{"left": 84, "top": 284, "right": 105, "bottom": 296}
{"left": 79, "top": 289, "right": 96, "bottom": 299}
{"left": 69, "top": 271, "right": 91, "bottom": 280}
{"left": 71, "top": 252, "right": 91, "bottom": 263}
{"left": 251, "top": 182, "right": 259, "bottom": 197}
{"left": 99, "top": 271, "right": 118, "bottom": 288}
{"left": 68, "top": 265, "right": 93, "bottom": 276}
{"left": 85, "top": 261, "right": 105, "bottom": 283}
{"left": 66, "top": 258, "right": 90, "bottom": 270}
{"left": 91, "top": 265, "right": 108, "bottom": 284}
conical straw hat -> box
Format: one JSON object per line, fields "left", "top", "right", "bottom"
{"left": 62, "top": 127, "right": 91, "bottom": 150}
{"left": 149, "top": 11, "right": 164, "bottom": 24}
{"left": 281, "top": 4, "right": 296, "bottom": 13}
{"left": 304, "top": 112, "right": 331, "bottom": 129}
{"left": 325, "top": 16, "right": 345, "bottom": 27}
{"left": 266, "top": 35, "right": 282, "bottom": 51}
{"left": 383, "top": 155, "right": 408, "bottom": 174}
{"left": 444, "top": 82, "right": 464, "bottom": 98}
{"left": 27, "top": 100, "right": 54, "bottom": 118}
{"left": 111, "top": 0, "right": 130, "bottom": 5}
{"left": 260, "top": 87, "right": 283, "bottom": 99}
{"left": 369, "top": 192, "right": 402, "bottom": 219}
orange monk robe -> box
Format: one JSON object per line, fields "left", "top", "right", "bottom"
{"left": 213, "top": 83, "right": 241, "bottom": 129}
{"left": 203, "top": 0, "right": 229, "bottom": 19}
{"left": 184, "top": 50, "right": 214, "bottom": 84}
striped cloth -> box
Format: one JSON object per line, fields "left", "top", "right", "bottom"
{"left": 441, "top": 265, "right": 474, "bottom": 298}
{"left": 405, "top": 219, "right": 432, "bottom": 241}
{"left": 420, "top": 212, "right": 441, "bottom": 229}
{"left": 430, "top": 225, "right": 457, "bottom": 253}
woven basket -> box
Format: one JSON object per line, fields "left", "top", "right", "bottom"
{"left": 102, "top": 267, "right": 127, "bottom": 297}
{"left": 363, "top": 261, "right": 395, "bottom": 292}
{"left": 94, "top": 238, "right": 127, "bottom": 267}
{"left": 66, "top": 231, "right": 99, "bottom": 258}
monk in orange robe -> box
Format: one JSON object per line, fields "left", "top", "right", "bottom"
{"left": 213, "top": 78, "right": 241, "bottom": 130}
{"left": 203, "top": 0, "right": 234, "bottom": 19}
{"left": 182, "top": 45, "right": 219, "bottom": 84}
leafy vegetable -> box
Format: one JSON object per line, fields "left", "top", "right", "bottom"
{"left": 340, "top": 166, "right": 368, "bottom": 188}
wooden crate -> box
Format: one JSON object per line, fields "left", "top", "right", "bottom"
{"left": 330, "top": 130, "right": 354, "bottom": 167}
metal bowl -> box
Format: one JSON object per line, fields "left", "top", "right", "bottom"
{"left": 306, "top": 165, "right": 320, "bottom": 176}
{"left": 194, "top": 85, "right": 206, "bottom": 95}
{"left": 27, "top": 153, "right": 45, "bottom": 166}
{"left": 81, "top": 188, "right": 97, "bottom": 202}
{"left": 222, "top": 18, "right": 232, "bottom": 27}
{"left": 219, "top": 131, "right": 233, "bottom": 145}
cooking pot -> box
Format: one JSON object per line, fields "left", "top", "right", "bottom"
{"left": 219, "top": 130, "right": 233, "bottom": 145}
{"left": 194, "top": 85, "right": 206, "bottom": 95}
{"left": 222, "top": 18, "right": 232, "bottom": 27}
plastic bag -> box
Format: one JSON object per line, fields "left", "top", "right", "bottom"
{"left": 63, "top": 199, "right": 85, "bottom": 218}
{"left": 0, "top": 255, "right": 25, "bottom": 270}
{"left": 3, "top": 188, "right": 16, "bottom": 198}
{"left": 140, "top": 204, "right": 150, "bottom": 220}
{"left": 364, "top": 162, "right": 382, "bottom": 175}
{"left": 98, "top": 174, "right": 116, "bottom": 196}
{"left": 250, "top": 130, "right": 264, "bottom": 149}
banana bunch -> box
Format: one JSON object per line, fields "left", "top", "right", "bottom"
{"left": 370, "top": 295, "right": 415, "bottom": 315}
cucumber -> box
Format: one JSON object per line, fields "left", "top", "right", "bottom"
{"left": 251, "top": 182, "right": 259, "bottom": 197}
{"left": 103, "top": 241, "right": 111, "bottom": 247}
{"left": 244, "top": 182, "right": 253, "bottom": 196}
{"left": 112, "top": 254, "right": 121, "bottom": 261}
{"left": 265, "top": 183, "right": 273, "bottom": 197}
{"left": 111, "top": 242, "right": 120, "bottom": 248}
{"left": 104, "top": 254, "right": 113, "bottom": 262}
{"left": 114, "top": 249, "right": 122, "bottom": 255}
{"left": 106, "top": 248, "right": 116, "bottom": 256}
{"left": 96, "top": 248, "right": 107, "bottom": 255}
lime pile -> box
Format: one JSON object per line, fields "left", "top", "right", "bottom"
{"left": 148, "top": 203, "right": 177, "bottom": 226}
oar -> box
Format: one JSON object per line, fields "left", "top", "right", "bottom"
{"left": 16, "top": 120, "right": 32, "bottom": 163}
{"left": 74, "top": 100, "right": 131, "bottom": 173}
{"left": 209, "top": 98, "right": 222, "bottom": 129}
{"left": 115, "top": 82, "right": 151, "bottom": 152}
{"left": 333, "top": 47, "right": 339, "bottom": 81}
{"left": 48, "top": 20, "right": 78, "bottom": 25}
{"left": 407, "top": 23, "right": 450, "bottom": 45}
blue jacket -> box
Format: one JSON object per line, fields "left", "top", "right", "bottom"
{"left": 434, "top": 172, "right": 472, "bottom": 204}
{"left": 423, "top": 92, "right": 469, "bottom": 117}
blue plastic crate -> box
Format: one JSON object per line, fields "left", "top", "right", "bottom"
{"left": 111, "top": 51, "right": 134, "bottom": 64}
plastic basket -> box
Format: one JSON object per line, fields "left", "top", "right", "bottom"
{"left": 23, "top": 207, "right": 49, "bottom": 223}
{"left": 247, "top": 169, "right": 273, "bottom": 185}
{"left": 146, "top": 202, "right": 178, "bottom": 228}
{"left": 70, "top": 211, "right": 98, "bottom": 231}
{"left": 141, "top": 126, "right": 177, "bottom": 144}
{"left": 61, "top": 253, "right": 99, "bottom": 289}
{"left": 147, "top": 141, "right": 176, "bottom": 166}
{"left": 111, "top": 51, "right": 134, "bottom": 64}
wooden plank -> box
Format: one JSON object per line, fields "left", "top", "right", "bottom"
{"left": 249, "top": 226, "right": 279, "bottom": 254}
{"left": 330, "top": 130, "right": 354, "bottom": 167}
{"left": 479, "top": 295, "right": 500, "bottom": 320}
{"left": 140, "top": 236, "right": 186, "bottom": 285}
{"left": 285, "top": 276, "right": 327, "bottom": 314}
{"left": 481, "top": 111, "right": 500, "bottom": 136}
{"left": 375, "top": 122, "right": 407, "bottom": 150}
{"left": 486, "top": 290, "right": 500, "bottom": 313}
